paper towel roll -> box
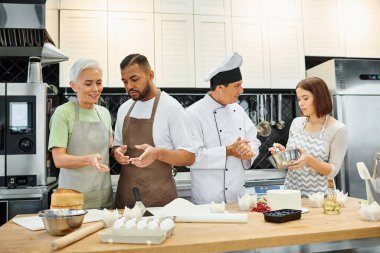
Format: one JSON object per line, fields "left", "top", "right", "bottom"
{"left": 174, "top": 213, "right": 248, "bottom": 223}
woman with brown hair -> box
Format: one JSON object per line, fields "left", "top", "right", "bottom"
{"left": 270, "top": 77, "right": 348, "bottom": 197}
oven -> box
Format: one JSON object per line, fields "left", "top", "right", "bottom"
{"left": 0, "top": 82, "right": 54, "bottom": 188}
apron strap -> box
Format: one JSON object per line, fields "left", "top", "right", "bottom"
{"left": 124, "top": 89, "right": 161, "bottom": 119}
{"left": 74, "top": 101, "right": 102, "bottom": 122}
{"left": 126, "top": 101, "right": 137, "bottom": 118}
{"left": 74, "top": 101, "right": 80, "bottom": 122}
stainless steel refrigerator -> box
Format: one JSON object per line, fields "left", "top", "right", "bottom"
{"left": 307, "top": 59, "right": 380, "bottom": 199}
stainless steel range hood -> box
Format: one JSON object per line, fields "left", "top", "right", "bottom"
{"left": 0, "top": 0, "right": 68, "bottom": 64}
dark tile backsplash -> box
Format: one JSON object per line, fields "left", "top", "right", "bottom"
{"left": 64, "top": 90, "right": 296, "bottom": 174}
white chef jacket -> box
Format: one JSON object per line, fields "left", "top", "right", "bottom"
{"left": 112, "top": 91, "right": 194, "bottom": 154}
{"left": 186, "top": 94, "right": 261, "bottom": 204}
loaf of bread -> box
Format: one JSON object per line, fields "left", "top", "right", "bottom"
{"left": 50, "top": 188, "right": 84, "bottom": 210}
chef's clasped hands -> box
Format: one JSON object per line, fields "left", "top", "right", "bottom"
{"left": 227, "top": 137, "right": 255, "bottom": 160}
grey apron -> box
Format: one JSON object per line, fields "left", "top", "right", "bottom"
{"left": 284, "top": 116, "right": 329, "bottom": 197}
{"left": 58, "top": 102, "right": 113, "bottom": 209}
{"left": 115, "top": 90, "right": 177, "bottom": 209}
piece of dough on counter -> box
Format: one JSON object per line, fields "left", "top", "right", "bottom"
{"left": 50, "top": 188, "right": 84, "bottom": 209}
{"left": 267, "top": 189, "right": 301, "bottom": 210}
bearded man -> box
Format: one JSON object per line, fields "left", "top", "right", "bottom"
{"left": 112, "top": 54, "right": 195, "bottom": 208}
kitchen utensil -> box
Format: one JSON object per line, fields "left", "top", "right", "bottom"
{"left": 268, "top": 149, "right": 299, "bottom": 169}
{"left": 52, "top": 221, "right": 105, "bottom": 250}
{"left": 263, "top": 209, "right": 302, "bottom": 223}
{"left": 38, "top": 209, "right": 87, "bottom": 236}
{"left": 276, "top": 94, "right": 286, "bottom": 130}
{"left": 357, "top": 162, "right": 374, "bottom": 204}
{"left": 132, "top": 187, "right": 154, "bottom": 217}
{"left": 257, "top": 94, "right": 271, "bottom": 137}
{"left": 27, "top": 56, "right": 42, "bottom": 83}
{"left": 372, "top": 152, "right": 380, "bottom": 190}
{"left": 270, "top": 94, "right": 276, "bottom": 126}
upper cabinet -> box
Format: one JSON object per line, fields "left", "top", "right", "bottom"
{"left": 46, "top": 0, "right": 59, "bottom": 10}
{"left": 232, "top": 17, "right": 270, "bottom": 88}
{"left": 194, "top": 0, "right": 231, "bottom": 16}
{"left": 268, "top": 19, "right": 305, "bottom": 89}
{"left": 263, "top": 0, "right": 302, "bottom": 19}
{"left": 108, "top": 12, "right": 154, "bottom": 87}
{"left": 155, "top": 14, "right": 195, "bottom": 88}
{"left": 154, "top": 0, "right": 193, "bottom": 14}
{"left": 231, "top": 0, "right": 263, "bottom": 17}
{"left": 343, "top": 0, "right": 380, "bottom": 58}
{"left": 232, "top": 0, "right": 301, "bottom": 19}
{"left": 194, "top": 15, "right": 233, "bottom": 88}
{"left": 56, "top": 0, "right": 380, "bottom": 88}
{"left": 59, "top": 10, "right": 108, "bottom": 87}
{"left": 108, "top": 0, "right": 153, "bottom": 12}
{"left": 45, "top": 10, "right": 59, "bottom": 46}
{"left": 302, "top": 0, "right": 345, "bottom": 57}
{"left": 59, "top": 0, "right": 107, "bottom": 10}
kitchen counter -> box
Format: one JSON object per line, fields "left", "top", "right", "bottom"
{"left": 1, "top": 198, "right": 380, "bottom": 253}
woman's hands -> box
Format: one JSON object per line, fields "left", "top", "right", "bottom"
{"left": 268, "top": 143, "right": 285, "bottom": 154}
{"left": 268, "top": 144, "right": 310, "bottom": 170}
{"left": 88, "top": 154, "right": 110, "bottom": 173}
{"left": 288, "top": 146, "right": 310, "bottom": 170}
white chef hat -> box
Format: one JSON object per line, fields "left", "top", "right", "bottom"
{"left": 204, "top": 52, "right": 243, "bottom": 88}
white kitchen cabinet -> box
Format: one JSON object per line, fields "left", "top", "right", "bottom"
{"left": 343, "top": 0, "right": 380, "bottom": 58}
{"left": 232, "top": 0, "right": 301, "bottom": 19}
{"left": 154, "top": 0, "right": 193, "bottom": 14}
{"left": 154, "top": 14, "right": 195, "bottom": 87}
{"left": 262, "top": 0, "right": 302, "bottom": 19}
{"left": 194, "top": 15, "right": 233, "bottom": 88}
{"left": 268, "top": 19, "right": 305, "bottom": 89}
{"left": 45, "top": 10, "right": 59, "bottom": 46}
{"left": 108, "top": 12, "right": 154, "bottom": 87}
{"left": 108, "top": 0, "right": 153, "bottom": 12}
{"left": 231, "top": 0, "right": 263, "bottom": 17}
{"left": 59, "top": 0, "right": 107, "bottom": 11}
{"left": 232, "top": 17, "right": 270, "bottom": 88}
{"left": 59, "top": 10, "right": 108, "bottom": 87}
{"left": 194, "top": 0, "right": 231, "bottom": 16}
{"left": 46, "top": 0, "right": 59, "bottom": 10}
{"left": 302, "top": 0, "right": 345, "bottom": 57}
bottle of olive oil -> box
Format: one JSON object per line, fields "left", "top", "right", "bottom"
{"left": 322, "top": 179, "right": 341, "bottom": 214}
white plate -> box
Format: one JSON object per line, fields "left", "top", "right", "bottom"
{"left": 301, "top": 207, "right": 309, "bottom": 214}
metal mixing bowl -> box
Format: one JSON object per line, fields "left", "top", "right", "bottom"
{"left": 268, "top": 149, "right": 299, "bottom": 169}
{"left": 39, "top": 209, "right": 87, "bottom": 236}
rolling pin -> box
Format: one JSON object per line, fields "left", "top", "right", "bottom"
{"left": 52, "top": 221, "right": 105, "bottom": 250}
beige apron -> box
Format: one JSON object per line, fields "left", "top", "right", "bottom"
{"left": 59, "top": 102, "right": 113, "bottom": 209}
{"left": 115, "top": 90, "right": 177, "bottom": 209}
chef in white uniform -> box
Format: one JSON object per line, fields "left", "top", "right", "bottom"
{"left": 187, "top": 52, "right": 261, "bottom": 204}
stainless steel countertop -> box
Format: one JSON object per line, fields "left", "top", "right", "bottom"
{"left": 0, "top": 179, "right": 58, "bottom": 199}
